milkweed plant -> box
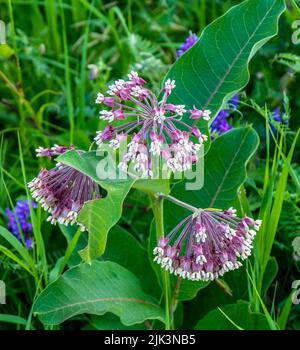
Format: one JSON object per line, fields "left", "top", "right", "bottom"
{"left": 1, "top": 0, "right": 299, "bottom": 331}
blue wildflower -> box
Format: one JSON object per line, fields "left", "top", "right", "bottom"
{"left": 6, "top": 200, "right": 37, "bottom": 249}
{"left": 268, "top": 107, "right": 288, "bottom": 134}
{"left": 211, "top": 94, "right": 240, "bottom": 136}
{"left": 177, "top": 32, "right": 199, "bottom": 58}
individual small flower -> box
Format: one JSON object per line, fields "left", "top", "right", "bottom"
{"left": 189, "top": 107, "right": 211, "bottom": 121}
{"left": 292, "top": 237, "right": 300, "bottom": 262}
{"left": 177, "top": 32, "right": 199, "bottom": 58}
{"left": 28, "top": 146, "right": 101, "bottom": 231}
{"left": 94, "top": 71, "right": 209, "bottom": 175}
{"left": 6, "top": 200, "right": 37, "bottom": 249}
{"left": 153, "top": 207, "right": 262, "bottom": 281}
{"left": 268, "top": 107, "right": 288, "bottom": 134}
{"left": 36, "top": 144, "right": 74, "bottom": 159}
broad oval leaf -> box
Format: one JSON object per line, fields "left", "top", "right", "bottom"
{"left": 58, "top": 150, "right": 169, "bottom": 262}
{"left": 103, "top": 225, "right": 160, "bottom": 298}
{"left": 57, "top": 150, "right": 135, "bottom": 263}
{"left": 33, "top": 261, "right": 165, "bottom": 325}
{"left": 86, "top": 313, "right": 147, "bottom": 330}
{"left": 165, "top": 0, "right": 285, "bottom": 122}
{"left": 166, "top": 126, "right": 259, "bottom": 229}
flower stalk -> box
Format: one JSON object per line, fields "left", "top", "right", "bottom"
{"left": 151, "top": 195, "right": 172, "bottom": 330}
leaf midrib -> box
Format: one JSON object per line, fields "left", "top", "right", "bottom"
{"left": 203, "top": 0, "right": 278, "bottom": 110}
{"left": 209, "top": 128, "right": 250, "bottom": 207}
{"left": 37, "top": 296, "right": 161, "bottom": 316}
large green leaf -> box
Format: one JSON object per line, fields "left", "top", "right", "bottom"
{"left": 103, "top": 225, "right": 160, "bottom": 297}
{"left": 33, "top": 261, "right": 164, "bottom": 325}
{"left": 182, "top": 267, "right": 250, "bottom": 328}
{"left": 57, "top": 150, "right": 135, "bottom": 263}
{"left": 86, "top": 313, "right": 147, "bottom": 330}
{"left": 165, "top": 0, "right": 285, "bottom": 123}
{"left": 59, "top": 225, "right": 88, "bottom": 267}
{"left": 194, "top": 301, "right": 270, "bottom": 330}
{"left": 165, "top": 127, "right": 259, "bottom": 230}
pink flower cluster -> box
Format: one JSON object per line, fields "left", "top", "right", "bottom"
{"left": 154, "top": 207, "right": 262, "bottom": 281}
{"left": 28, "top": 146, "right": 100, "bottom": 231}
{"left": 95, "top": 71, "right": 210, "bottom": 176}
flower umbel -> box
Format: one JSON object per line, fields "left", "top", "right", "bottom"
{"left": 28, "top": 145, "right": 101, "bottom": 231}
{"left": 95, "top": 71, "right": 210, "bottom": 175}
{"left": 153, "top": 206, "right": 262, "bottom": 281}
{"left": 6, "top": 200, "right": 37, "bottom": 249}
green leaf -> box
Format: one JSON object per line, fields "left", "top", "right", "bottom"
{"left": 194, "top": 301, "right": 270, "bottom": 330}
{"left": 88, "top": 313, "right": 147, "bottom": 330}
{"left": 277, "top": 294, "right": 294, "bottom": 330}
{"left": 33, "top": 261, "right": 165, "bottom": 325}
{"left": 261, "top": 257, "right": 278, "bottom": 297}
{"left": 133, "top": 179, "right": 170, "bottom": 195}
{"left": 0, "top": 314, "right": 27, "bottom": 326}
{"left": 0, "top": 226, "right": 35, "bottom": 273}
{"left": 103, "top": 225, "right": 160, "bottom": 297}
{"left": 175, "top": 278, "right": 209, "bottom": 301}
{"left": 59, "top": 225, "right": 88, "bottom": 267}
{"left": 0, "top": 44, "right": 15, "bottom": 59}
{"left": 167, "top": 127, "right": 259, "bottom": 221}
{"left": 165, "top": 0, "right": 285, "bottom": 122}
{"left": 57, "top": 150, "right": 135, "bottom": 263}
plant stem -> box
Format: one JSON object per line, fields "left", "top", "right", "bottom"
{"left": 156, "top": 192, "right": 198, "bottom": 213}
{"left": 151, "top": 195, "right": 171, "bottom": 330}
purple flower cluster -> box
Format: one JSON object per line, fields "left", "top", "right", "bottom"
{"left": 268, "top": 107, "right": 287, "bottom": 134}
{"left": 154, "top": 207, "right": 261, "bottom": 281}
{"left": 94, "top": 71, "right": 210, "bottom": 175}
{"left": 28, "top": 145, "right": 101, "bottom": 231}
{"left": 6, "top": 200, "right": 37, "bottom": 249}
{"left": 176, "top": 32, "right": 199, "bottom": 58}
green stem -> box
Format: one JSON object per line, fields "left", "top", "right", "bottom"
{"left": 151, "top": 195, "right": 171, "bottom": 330}
{"left": 156, "top": 192, "right": 198, "bottom": 213}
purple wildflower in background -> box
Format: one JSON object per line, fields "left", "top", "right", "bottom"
{"left": 211, "top": 94, "right": 240, "bottom": 136}
{"left": 6, "top": 200, "right": 37, "bottom": 249}
{"left": 267, "top": 107, "right": 288, "bottom": 135}
{"left": 94, "top": 71, "right": 210, "bottom": 175}
{"left": 154, "top": 207, "right": 261, "bottom": 281}
{"left": 28, "top": 145, "right": 101, "bottom": 231}
{"left": 272, "top": 107, "right": 282, "bottom": 122}
{"left": 176, "top": 32, "right": 199, "bottom": 58}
